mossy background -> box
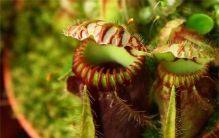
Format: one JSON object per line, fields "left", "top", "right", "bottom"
{"left": 1, "top": 0, "right": 218, "bottom": 137}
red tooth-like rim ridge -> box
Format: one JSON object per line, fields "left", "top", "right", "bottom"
{"left": 157, "top": 61, "right": 209, "bottom": 87}
{"left": 72, "top": 40, "right": 146, "bottom": 91}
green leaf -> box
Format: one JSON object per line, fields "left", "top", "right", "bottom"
{"left": 185, "top": 14, "right": 214, "bottom": 35}
{"left": 160, "top": 1, "right": 167, "bottom": 7}
{"left": 58, "top": 59, "right": 73, "bottom": 81}
{"left": 164, "top": 86, "right": 176, "bottom": 138}
{"left": 79, "top": 85, "right": 95, "bottom": 138}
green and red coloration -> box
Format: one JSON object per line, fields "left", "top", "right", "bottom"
{"left": 158, "top": 18, "right": 219, "bottom": 66}
{"left": 65, "top": 20, "right": 153, "bottom": 138}
{"left": 159, "top": 18, "right": 205, "bottom": 45}
{"left": 73, "top": 39, "right": 146, "bottom": 90}
{"left": 159, "top": 18, "right": 185, "bottom": 44}
{"left": 151, "top": 18, "right": 217, "bottom": 138}
{"left": 153, "top": 42, "right": 215, "bottom": 64}
{"left": 64, "top": 20, "right": 148, "bottom": 90}
{"left": 152, "top": 45, "right": 216, "bottom": 138}
{"left": 64, "top": 18, "right": 218, "bottom": 137}
{"left": 201, "top": 122, "right": 219, "bottom": 138}
{"left": 156, "top": 60, "right": 210, "bottom": 87}
{"left": 64, "top": 20, "right": 148, "bottom": 52}
{"left": 3, "top": 0, "right": 218, "bottom": 137}
{"left": 151, "top": 61, "right": 215, "bottom": 138}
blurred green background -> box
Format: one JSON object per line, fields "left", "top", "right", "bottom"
{"left": 1, "top": 1, "right": 84, "bottom": 137}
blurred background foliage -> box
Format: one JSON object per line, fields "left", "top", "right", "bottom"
{"left": 1, "top": 0, "right": 84, "bottom": 137}
{"left": 0, "top": 0, "right": 218, "bottom": 137}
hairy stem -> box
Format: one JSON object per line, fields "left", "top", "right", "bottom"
{"left": 113, "top": 91, "right": 152, "bottom": 126}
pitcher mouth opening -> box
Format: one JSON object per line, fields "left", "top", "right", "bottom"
{"left": 72, "top": 39, "right": 146, "bottom": 91}
{"left": 157, "top": 60, "right": 209, "bottom": 87}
